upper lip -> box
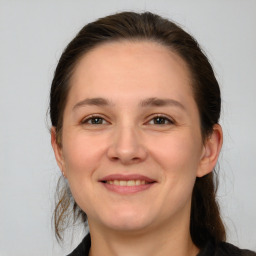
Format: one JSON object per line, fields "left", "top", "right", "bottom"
{"left": 99, "top": 174, "right": 156, "bottom": 183}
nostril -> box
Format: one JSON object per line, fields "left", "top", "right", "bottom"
{"left": 106, "top": 142, "right": 148, "bottom": 164}
{"left": 110, "top": 156, "right": 120, "bottom": 161}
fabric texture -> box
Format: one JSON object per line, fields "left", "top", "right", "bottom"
{"left": 67, "top": 234, "right": 91, "bottom": 256}
{"left": 67, "top": 233, "right": 256, "bottom": 256}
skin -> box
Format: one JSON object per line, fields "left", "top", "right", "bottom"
{"left": 51, "top": 41, "right": 223, "bottom": 256}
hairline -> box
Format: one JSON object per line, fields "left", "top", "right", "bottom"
{"left": 56, "top": 38, "right": 202, "bottom": 143}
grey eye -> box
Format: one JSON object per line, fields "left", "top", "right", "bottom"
{"left": 154, "top": 117, "right": 167, "bottom": 124}
{"left": 82, "top": 116, "right": 107, "bottom": 125}
{"left": 148, "top": 116, "right": 173, "bottom": 125}
{"left": 90, "top": 117, "right": 104, "bottom": 124}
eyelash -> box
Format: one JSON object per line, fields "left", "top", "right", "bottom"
{"left": 81, "top": 114, "right": 175, "bottom": 126}
{"left": 81, "top": 114, "right": 109, "bottom": 125}
{"left": 146, "top": 114, "right": 175, "bottom": 125}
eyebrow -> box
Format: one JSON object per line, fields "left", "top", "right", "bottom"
{"left": 139, "top": 97, "right": 185, "bottom": 110}
{"left": 72, "top": 97, "right": 185, "bottom": 111}
{"left": 73, "top": 97, "right": 113, "bottom": 110}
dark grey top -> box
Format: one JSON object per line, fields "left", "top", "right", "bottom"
{"left": 67, "top": 233, "right": 256, "bottom": 256}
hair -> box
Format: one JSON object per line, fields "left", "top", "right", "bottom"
{"left": 50, "top": 11, "right": 226, "bottom": 248}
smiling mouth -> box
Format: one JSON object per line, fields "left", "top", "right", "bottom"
{"left": 102, "top": 180, "right": 154, "bottom": 186}
{"left": 100, "top": 175, "right": 156, "bottom": 194}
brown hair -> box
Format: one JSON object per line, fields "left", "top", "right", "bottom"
{"left": 50, "top": 11, "right": 226, "bottom": 247}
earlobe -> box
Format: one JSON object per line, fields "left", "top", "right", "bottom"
{"left": 51, "top": 127, "right": 66, "bottom": 176}
{"left": 197, "top": 124, "right": 223, "bottom": 177}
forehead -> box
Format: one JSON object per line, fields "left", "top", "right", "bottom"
{"left": 68, "top": 40, "right": 194, "bottom": 105}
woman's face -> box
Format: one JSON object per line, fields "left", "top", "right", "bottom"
{"left": 52, "top": 41, "right": 215, "bottom": 233}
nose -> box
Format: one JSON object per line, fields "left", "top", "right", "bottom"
{"left": 107, "top": 125, "right": 148, "bottom": 165}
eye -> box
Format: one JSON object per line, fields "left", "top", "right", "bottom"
{"left": 147, "top": 115, "right": 174, "bottom": 125}
{"left": 81, "top": 115, "right": 108, "bottom": 125}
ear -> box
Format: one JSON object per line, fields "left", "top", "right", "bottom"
{"left": 51, "top": 127, "right": 66, "bottom": 175}
{"left": 197, "top": 124, "right": 223, "bottom": 177}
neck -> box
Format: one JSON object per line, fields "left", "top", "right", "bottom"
{"left": 88, "top": 218, "right": 199, "bottom": 256}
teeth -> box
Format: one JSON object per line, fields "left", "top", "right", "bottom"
{"left": 120, "top": 180, "right": 126, "bottom": 186}
{"left": 127, "top": 180, "right": 135, "bottom": 186}
{"left": 114, "top": 180, "right": 119, "bottom": 185}
{"left": 106, "top": 180, "right": 149, "bottom": 186}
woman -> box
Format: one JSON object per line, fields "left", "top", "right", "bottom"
{"left": 50, "top": 12, "right": 255, "bottom": 256}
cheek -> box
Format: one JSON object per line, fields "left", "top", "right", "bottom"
{"left": 148, "top": 131, "right": 202, "bottom": 201}
{"left": 62, "top": 131, "right": 106, "bottom": 178}
{"left": 61, "top": 132, "right": 107, "bottom": 212}
{"left": 149, "top": 131, "right": 202, "bottom": 173}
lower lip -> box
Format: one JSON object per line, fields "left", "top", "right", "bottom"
{"left": 101, "top": 182, "right": 155, "bottom": 194}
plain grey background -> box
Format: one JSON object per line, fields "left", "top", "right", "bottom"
{"left": 0, "top": 0, "right": 255, "bottom": 255}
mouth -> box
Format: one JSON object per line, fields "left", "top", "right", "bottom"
{"left": 99, "top": 174, "right": 156, "bottom": 194}
{"left": 102, "top": 180, "right": 154, "bottom": 186}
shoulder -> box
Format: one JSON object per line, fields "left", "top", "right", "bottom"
{"left": 217, "top": 242, "right": 256, "bottom": 256}
{"left": 66, "top": 234, "right": 91, "bottom": 256}
{"left": 66, "top": 235, "right": 256, "bottom": 256}
{"left": 198, "top": 240, "right": 256, "bottom": 256}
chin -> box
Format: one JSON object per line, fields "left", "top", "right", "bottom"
{"left": 106, "top": 221, "right": 150, "bottom": 233}
{"left": 98, "top": 210, "right": 153, "bottom": 232}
